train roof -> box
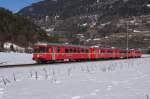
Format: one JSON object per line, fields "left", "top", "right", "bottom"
{"left": 34, "top": 43, "right": 123, "bottom": 50}
{"left": 34, "top": 43, "right": 90, "bottom": 48}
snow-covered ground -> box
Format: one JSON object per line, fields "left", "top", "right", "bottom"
{"left": 0, "top": 52, "right": 34, "bottom": 65}
{"left": 0, "top": 53, "right": 150, "bottom": 99}
{"left": 0, "top": 52, "right": 149, "bottom": 66}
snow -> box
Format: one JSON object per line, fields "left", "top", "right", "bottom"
{"left": 45, "top": 28, "right": 54, "bottom": 32}
{"left": 0, "top": 54, "right": 150, "bottom": 99}
{"left": 86, "top": 39, "right": 91, "bottom": 42}
{"left": 3, "top": 42, "right": 25, "bottom": 52}
{"left": 81, "top": 23, "right": 87, "bottom": 26}
{"left": 104, "top": 36, "right": 109, "bottom": 39}
{"left": 0, "top": 52, "right": 35, "bottom": 65}
{"left": 93, "top": 38, "right": 101, "bottom": 41}
{"left": 147, "top": 4, "right": 150, "bottom": 8}
{"left": 133, "top": 30, "right": 142, "bottom": 33}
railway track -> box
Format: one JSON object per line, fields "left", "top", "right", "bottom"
{"left": 0, "top": 56, "right": 149, "bottom": 69}
{"left": 0, "top": 63, "right": 40, "bottom": 68}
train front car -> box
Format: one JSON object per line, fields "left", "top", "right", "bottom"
{"left": 32, "top": 44, "right": 50, "bottom": 63}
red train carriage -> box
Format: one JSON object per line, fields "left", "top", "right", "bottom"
{"left": 33, "top": 44, "right": 90, "bottom": 63}
{"left": 32, "top": 43, "right": 142, "bottom": 63}
{"left": 119, "top": 49, "right": 142, "bottom": 58}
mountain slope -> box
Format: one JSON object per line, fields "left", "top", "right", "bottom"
{"left": 0, "top": 8, "right": 48, "bottom": 49}
{"left": 18, "top": 0, "right": 150, "bottom": 50}
{"left": 19, "top": 0, "right": 150, "bottom": 20}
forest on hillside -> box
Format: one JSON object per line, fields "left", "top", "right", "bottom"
{"left": 0, "top": 8, "right": 48, "bottom": 50}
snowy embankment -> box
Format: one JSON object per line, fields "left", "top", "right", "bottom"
{"left": 0, "top": 52, "right": 35, "bottom": 65}
{"left": 0, "top": 55, "right": 150, "bottom": 99}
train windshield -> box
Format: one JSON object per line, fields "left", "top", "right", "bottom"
{"left": 34, "top": 47, "right": 48, "bottom": 53}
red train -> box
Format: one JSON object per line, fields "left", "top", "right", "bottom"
{"left": 32, "top": 43, "right": 142, "bottom": 63}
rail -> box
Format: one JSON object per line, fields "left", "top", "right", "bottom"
{"left": 0, "top": 56, "right": 149, "bottom": 69}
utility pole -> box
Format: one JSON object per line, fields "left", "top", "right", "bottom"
{"left": 126, "top": 21, "right": 129, "bottom": 59}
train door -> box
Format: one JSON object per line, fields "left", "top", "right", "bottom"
{"left": 89, "top": 48, "right": 93, "bottom": 59}
{"left": 52, "top": 47, "right": 56, "bottom": 60}
{"left": 95, "top": 48, "right": 99, "bottom": 59}
{"left": 112, "top": 49, "right": 118, "bottom": 58}
{"left": 116, "top": 49, "right": 121, "bottom": 58}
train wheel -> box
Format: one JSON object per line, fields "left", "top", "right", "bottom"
{"left": 36, "top": 60, "right": 47, "bottom": 64}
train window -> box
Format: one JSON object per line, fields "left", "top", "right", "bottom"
{"left": 121, "top": 51, "right": 127, "bottom": 53}
{"left": 108, "top": 50, "right": 112, "bottom": 53}
{"left": 65, "top": 49, "right": 69, "bottom": 53}
{"left": 57, "top": 47, "right": 60, "bottom": 53}
{"left": 74, "top": 49, "right": 76, "bottom": 53}
{"left": 93, "top": 49, "right": 95, "bottom": 52}
{"left": 78, "top": 49, "right": 80, "bottom": 53}
{"left": 101, "top": 50, "right": 105, "bottom": 53}
{"left": 70, "top": 49, "right": 73, "bottom": 53}
{"left": 34, "top": 47, "right": 48, "bottom": 53}
{"left": 82, "top": 49, "right": 84, "bottom": 53}
{"left": 34, "top": 49, "right": 38, "bottom": 53}
{"left": 39, "top": 48, "right": 44, "bottom": 53}
{"left": 46, "top": 48, "right": 49, "bottom": 52}
{"left": 86, "top": 49, "right": 89, "bottom": 53}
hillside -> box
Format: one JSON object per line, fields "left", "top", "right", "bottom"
{"left": 19, "top": 0, "right": 150, "bottom": 20}
{"left": 18, "top": 0, "right": 150, "bottom": 50}
{"left": 0, "top": 8, "right": 48, "bottom": 50}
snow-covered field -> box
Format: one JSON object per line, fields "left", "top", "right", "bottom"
{"left": 0, "top": 52, "right": 34, "bottom": 65}
{"left": 0, "top": 53, "right": 150, "bottom": 99}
